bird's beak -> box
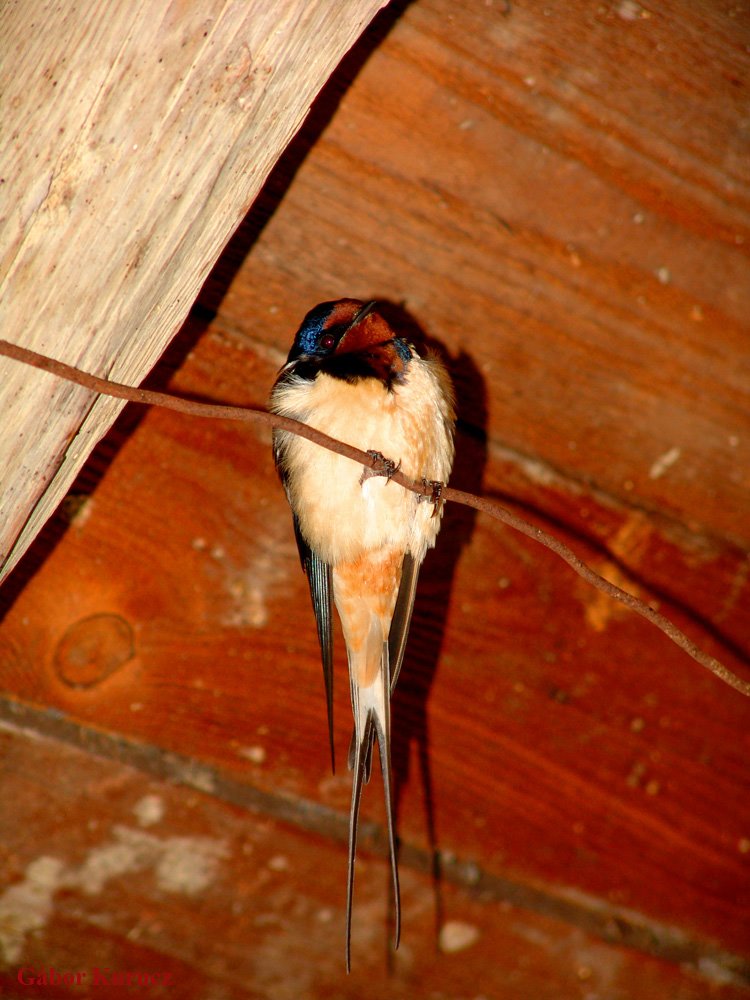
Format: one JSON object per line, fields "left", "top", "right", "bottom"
{"left": 347, "top": 300, "right": 378, "bottom": 332}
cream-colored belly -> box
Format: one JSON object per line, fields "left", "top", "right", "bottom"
{"left": 272, "top": 366, "right": 452, "bottom": 566}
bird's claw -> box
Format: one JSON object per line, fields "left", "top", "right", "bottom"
{"left": 360, "top": 450, "right": 401, "bottom": 486}
{"left": 418, "top": 478, "right": 445, "bottom": 518}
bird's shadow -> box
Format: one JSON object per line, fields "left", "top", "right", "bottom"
{"left": 374, "top": 301, "right": 488, "bottom": 958}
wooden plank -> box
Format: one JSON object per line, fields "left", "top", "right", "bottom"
{"left": 0, "top": 320, "right": 748, "bottom": 970}
{"left": 0, "top": 0, "right": 388, "bottom": 582}
{"left": 1, "top": 720, "right": 747, "bottom": 998}
{"left": 212, "top": 0, "right": 750, "bottom": 548}
{"left": 1, "top": 0, "right": 749, "bottom": 988}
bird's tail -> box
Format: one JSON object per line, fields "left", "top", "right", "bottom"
{"left": 345, "top": 632, "right": 400, "bottom": 972}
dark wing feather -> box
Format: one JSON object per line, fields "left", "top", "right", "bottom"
{"left": 293, "top": 515, "right": 336, "bottom": 774}
{"left": 388, "top": 552, "right": 420, "bottom": 694}
{"left": 273, "top": 426, "right": 336, "bottom": 772}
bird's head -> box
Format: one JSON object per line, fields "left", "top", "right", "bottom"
{"left": 284, "top": 299, "right": 412, "bottom": 389}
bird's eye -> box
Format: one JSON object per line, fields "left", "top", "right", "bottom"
{"left": 320, "top": 333, "right": 336, "bottom": 351}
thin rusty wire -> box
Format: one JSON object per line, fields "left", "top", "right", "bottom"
{"left": 1, "top": 337, "right": 748, "bottom": 697}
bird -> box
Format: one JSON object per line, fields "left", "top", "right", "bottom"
{"left": 269, "top": 298, "right": 455, "bottom": 969}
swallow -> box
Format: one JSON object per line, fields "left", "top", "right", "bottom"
{"left": 269, "top": 299, "right": 455, "bottom": 969}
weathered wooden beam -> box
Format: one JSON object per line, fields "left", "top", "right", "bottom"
{"left": 0, "top": 0, "right": 388, "bottom": 583}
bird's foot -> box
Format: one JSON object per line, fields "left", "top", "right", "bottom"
{"left": 418, "top": 479, "right": 445, "bottom": 518}
{"left": 360, "top": 450, "right": 401, "bottom": 485}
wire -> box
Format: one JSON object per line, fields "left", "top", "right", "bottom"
{"left": 1, "top": 337, "right": 748, "bottom": 697}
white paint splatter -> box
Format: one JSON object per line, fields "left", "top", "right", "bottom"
{"left": 75, "top": 826, "right": 228, "bottom": 897}
{"left": 154, "top": 834, "right": 227, "bottom": 895}
{"left": 439, "top": 920, "right": 480, "bottom": 953}
{"left": 218, "top": 512, "right": 298, "bottom": 629}
{"left": 0, "top": 827, "right": 228, "bottom": 961}
{"left": 617, "top": 1, "right": 650, "bottom": 21}
{"left": 239, "top": 745, "right": 267, "bottom": 764}
{"left": 133, "top": 794, "right": 165, "bottom": 827}
{"left": 0, "top": 856, "right": 64, "bottom": 962}
{"left": 74, "top": 832, "right": 153, "bottom": 895}
{"left": 166, "top": 755, "right": 216, "bottom": 794}
{"left": 649, "top": 446, "right": 681, "bottom": 479}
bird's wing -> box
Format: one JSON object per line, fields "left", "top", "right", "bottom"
{"left": 293, "top": 515, "right": 336, "bottom": 773}
{"left": 388, "top": 552, "right": 420, "bottom": 694}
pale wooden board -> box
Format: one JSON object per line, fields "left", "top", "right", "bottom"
{"left": 0, "top": 0, "right": 389, "bottom": 582}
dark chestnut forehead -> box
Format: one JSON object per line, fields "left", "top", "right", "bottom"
{"left": 336, "top": 309, "right": 395, "bottom": 354}
{"left": 323, "top": 299, "right": 365, "bottom": 329}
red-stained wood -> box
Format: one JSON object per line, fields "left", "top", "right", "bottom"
{"left": 1, "top": 0, "right": 749, "bottom": 991}
{"left": 1, "top": 721, "right": 747, "bottom": 999}
{"left": 1, "top": 321, "right": 748, "bottom": 971}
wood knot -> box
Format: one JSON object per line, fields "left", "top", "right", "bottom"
{"left": 53, "top": 613, "right": 135, "bottom": 688}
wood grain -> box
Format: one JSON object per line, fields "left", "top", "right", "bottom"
{"left": 1, "top": 320, "right": 748, "bottom": 967}
{"left": 2, "top": 719, "right": 747, "bottom": 997}
{"left": 0, "top": 0, "right": 388, "bottom": 582}
{"left": 0, "top": 0, "right": 748, "bottom": 990}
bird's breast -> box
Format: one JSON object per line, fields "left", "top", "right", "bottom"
{"left": 271, "top": 360, "right": 453, "bottom": 566}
